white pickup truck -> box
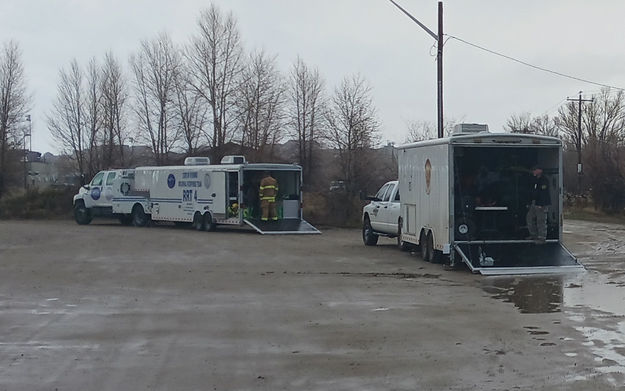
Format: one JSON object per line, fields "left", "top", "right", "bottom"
{"left": 361, "top": 180, "right": 406, "bottom": 248}
{"left": 73, "top": 169, "right": 142, "bottom": 226}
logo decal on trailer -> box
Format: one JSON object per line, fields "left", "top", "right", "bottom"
{"left": 425, "top": 159, "right": 432, "bottom": 195}
{"left": 91, "top": 187, "right": 101, "bottom": 200}
{"left": 167, "top": 174, "right": 176, "bottom": 189}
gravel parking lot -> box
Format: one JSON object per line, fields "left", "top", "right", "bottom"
{"left": 0, "top": 219, "right": 624, "bottom": 390}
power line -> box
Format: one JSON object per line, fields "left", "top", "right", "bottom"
{"left": 445, "top": 34, "right": 625, "bottom": 92}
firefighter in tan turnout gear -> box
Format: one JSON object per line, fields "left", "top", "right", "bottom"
{"left": 259, "top": 171, "right": 279, "bottom": 221}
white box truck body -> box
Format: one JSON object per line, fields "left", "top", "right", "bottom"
{"left": 398, "top": 132, "right": 582, "bottom": 275}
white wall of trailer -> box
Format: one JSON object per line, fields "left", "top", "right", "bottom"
{"left": 134, "top": 165, "right": 228, "bottom": 223}
{"left": 398, "top": 142, "right": 450, "bottom": 253}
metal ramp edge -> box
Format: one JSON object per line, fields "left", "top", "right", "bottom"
{"left": 244, "top": 218, "right": 321, "bottom": 235}
{"left": 454, "top": 243, "right": 585, "bottom": 276}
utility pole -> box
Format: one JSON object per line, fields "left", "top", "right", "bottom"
{"left": 437, "top": 2, "right": 443, "bottom": 138}
{"left": 566, "top": 91, "right": 593, "bottom": 194}
{"left": 389, "top": 0, "right": 444, "bottom": 138}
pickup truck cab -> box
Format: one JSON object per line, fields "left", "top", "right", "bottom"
{"left": 73, "top": 169, "right": 136, "bottom": 225}
{"left": 362, "top": 180, "right": 404, "bottom": 247}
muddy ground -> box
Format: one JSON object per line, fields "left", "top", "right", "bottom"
{"left": 0, "top": 219, "right": 624, "bottom": 390}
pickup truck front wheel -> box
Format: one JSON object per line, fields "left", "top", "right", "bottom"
{"left": 74, "top": 201, "right": 92, "bottom": 225}
{"left": 362, "top": 217, "right": 379, "bottom": 246}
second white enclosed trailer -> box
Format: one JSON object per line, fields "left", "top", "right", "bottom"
{"left": 398, "top": 132, "right": 583, "bottom": 275}
{"left": 119, "top": 157, "right": 318, "bottom": 234}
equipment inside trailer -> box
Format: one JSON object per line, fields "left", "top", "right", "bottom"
{"left": 240, "top": 167, "right": 320, "bottom": 234}
{"left": 453, "top": 146, "right": 559, "bottom": 241}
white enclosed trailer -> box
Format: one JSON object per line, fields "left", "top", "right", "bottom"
{"left": 118, "top": 156, "right": 318, "bottom": 234}
{"left": 398, "top": 131, "right": 583, "bottom": 275}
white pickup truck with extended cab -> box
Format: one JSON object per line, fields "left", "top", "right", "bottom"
{"left": 361, "top": 180, "right": 402, "bottom": 246}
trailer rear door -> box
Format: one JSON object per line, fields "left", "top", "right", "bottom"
{"left": 244, "top": 218, "right": 320, "bottom": 234}
{"left": 454, "top": 242, "right": 584, "bottom": 275}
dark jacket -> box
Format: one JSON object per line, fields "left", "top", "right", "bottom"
{"left": 531, "top": 175, "right": 551, "bottom": 206}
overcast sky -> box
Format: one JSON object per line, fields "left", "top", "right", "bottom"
{"left": 3, "top": 0, "right": 625, "bottom": 154}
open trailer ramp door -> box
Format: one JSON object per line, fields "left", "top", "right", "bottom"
{"left": 244, "top": 218, "right": 320, "bottom": 235}
{"left": 454, "top": 242, "right": 584, "bottom": 275}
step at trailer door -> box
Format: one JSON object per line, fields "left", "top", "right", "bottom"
{"left": 454, "top": 241, "right": 584, "bottom": 275}
{"left": 244, "top": 218, "right": 320, "bottom": 234}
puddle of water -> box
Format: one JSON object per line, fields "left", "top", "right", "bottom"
{"left": 574, "top": 323, "right": 625, "bottom": 376}
{"left": 482, "top": 276, "right": 564, "bottom": 314}
{"left": 482, "top": 268, "right": 625, "bottom": 379}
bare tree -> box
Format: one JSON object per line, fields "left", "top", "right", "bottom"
{"left": 287, "top": 57, "right": 325, "bottom": 178}
{"left": 530, "top": 114, "right": 559, "bottom": 137}
{"left": 324, "top": 74, "right": 379, "bottom": 191}
{"left": 404, "top": 116, "right": 461, "bottom": 142}
{"left": 405, "top": 120, "right": 435, "bottom": 142}
{"left": 101, "top": 52, "right": 127, "bottom": 167}
{"left": 583, "top": 89, "right": 625, "bottom": 149}
{"left": 174, "top": 67, "right": 207, "bottom": 157}
{"left": 84, "top": 58, "right": 102, "bottom": 176}
{"left": 0, "top": 41, "right": 30, "bottom": 195}
{"left": 505, "top": 112, "right": 532, "bottom": 134}
{"left": 130, "top": 33, "right": 181, "bottom": 165}
{"left": 556, "top": 88, "right": 625, "bottom": 210}
{"left": 236, "top": 50, "right": 285, "bottom": 161}
{"left": 187, "top": 4, "right": 243, "bottom": 161}
{"left": 47, "top": 59, "right": 88, "bottom": 177}
{"left": 506, "top": 112, "right": 558, "bottom": 137}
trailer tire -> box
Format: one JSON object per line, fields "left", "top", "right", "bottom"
{"left": 362, "top": 216, "right": 378, "bottom": 246}
{"left": 132, "top": 204, "right": 149, "bottom": 227}
{"left": 74, "top": 201, "right": 92, "bottom": 225}
{"left": 420, "top": 230, "right": 430, "bottom": 261}
{"left": 204, "top": 212, "right": 215, "bottom": 232}
{"left": 397, "top": 219, "right": 410, "bottom": 251}
{"left": 425, "top": 231, "right": 442, "bottom": 263}
{"left": 193, "top": 212, "right": 206, "bottom": 231}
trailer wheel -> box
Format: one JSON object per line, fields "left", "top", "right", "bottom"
{"left": 132, "top": 204, "right": 149, "bottom": 227}
{"left": 74, "top": 201, "right": 92, "bottom": 225}
{"left": 420, "top": 230, "right": 430, "bottom": 261}
{"left": 204, "top": 212, "right": 216, "bottom": 232}
{"left": 425, "top": 231, "right": 442, "bottom": 263}
{"left": 397, "top": 219, "right": 410, "bottom": 251}
{"left": 192, "top": 212, "right": 206, "bottom": 231}
{"left": 362, "top": 217, "right": 378, "bottom": 246}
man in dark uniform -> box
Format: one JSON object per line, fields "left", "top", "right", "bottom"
{"left": 526, "top": 166, "right": 551, "bottom": 243}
